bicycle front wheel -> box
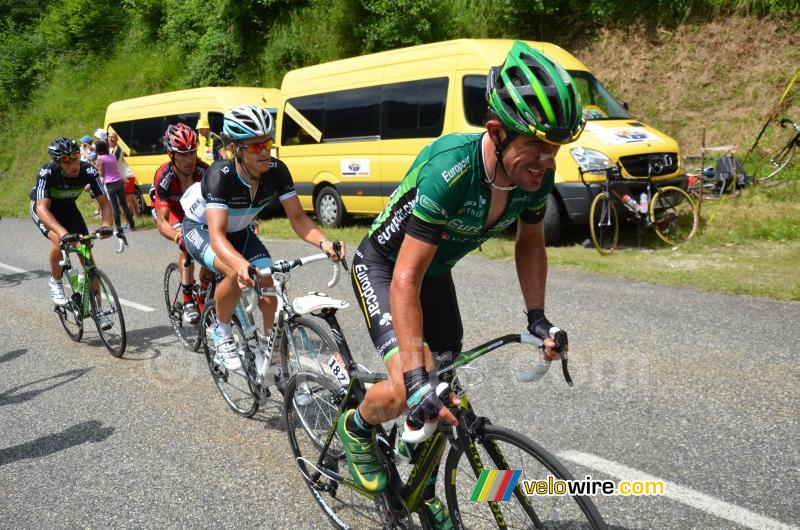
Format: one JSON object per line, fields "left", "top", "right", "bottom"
{"left": 445, "top": 425, "right": 606, "bottom": 529}
{"left": 201, "top": 300, "right": 258, "bottom": 417}
{"left": 163, "top": 262, "right": 201, "bottom": 351}
{"left": 89, "top": 269, "right": 126, "bottom": 357}
{"left": 58, "top": 270, "right": 83, "bottom": 342}
{"left": 754, "top": 137, "right": 796, "bottom": 182}
{"left": 589, "top": 192, "right": 618, "bottom": 255}
{"left": 282, "top": 317, "right": 343, "bottom": 388}
{"left": 650, "top": 186, "right": 698, "bottom": 246}
{"left": 284, "top": 372, "right": 383, "bottom": 529}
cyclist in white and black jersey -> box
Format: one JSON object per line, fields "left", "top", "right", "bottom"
{"left": 180, "top": 105, "right": 345, "bottom": 371}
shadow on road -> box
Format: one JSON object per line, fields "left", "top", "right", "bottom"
{"left": 84, "top": 324, "right": 176, "bottom": 360}
{"left": 0, "top": 368, "right": 92, "bottom": 407}
{"left": 0, "top": 269, "right": 50, "bottom": 288}
{"left": 0, "top": 349, "right": 27, "bottom": 364}
{"left": 0, "top": 420, "right": 115, "bottom": 467}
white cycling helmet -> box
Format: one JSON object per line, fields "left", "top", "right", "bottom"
{"left": 223, "top": 105, "right": 274, "bottom": 142}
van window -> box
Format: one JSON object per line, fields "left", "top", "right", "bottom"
{"left": 381, "top": 78, "right": 448, "bottom": 139}
{"left": 282, "top": 94, "right": 325, "bottom": 145}
{"left": 463, "top": 75, "right": 487, "bottom": 127}
{"left": 569, "top": 71, "right": 630, "bottom": 120}
{"left": 111, "top": 112, "right": 200, "bottom": 155}
{"left": 209, "top": 112, "right": 225, "bottom": 134}
{"left": 325, "top": 87, "right": 380, "bottom": 141}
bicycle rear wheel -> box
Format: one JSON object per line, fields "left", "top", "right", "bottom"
{"left": 57, "top": 269, "right": 83, "bottom": 342}
{"left": 754, "top": 135, "right": 796, "bottom": 182}
{"left": 650, "top": 186, "right": 698, "bottom": 246}
{"left": 163, "top": 262, "right": 201, "bottom": 351}
{"left": 445, "top": 425, "right": 606, "bottom": 529}
{"left": 284, "top": 372, "right": 383, "bottom": 529}
{"left": 89, "top": 269, "right": 126, "bottom": 357}
{"left": 589, "top": 192, "right": 618, "bottom": 255}
{"left": 201, "top": 300, "right": 258, "bottom": 417}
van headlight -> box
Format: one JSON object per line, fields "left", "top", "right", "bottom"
{"left": 570, "top": 147, "right": 613, "bottom": 171}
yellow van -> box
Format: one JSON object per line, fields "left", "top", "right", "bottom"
{"left": 276, "top": 39, "right": 685, "bottom": 241}
{"left": 103, "top": 86, "right": 281, "bottom": 210}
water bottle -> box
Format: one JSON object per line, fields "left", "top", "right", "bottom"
{"left": 621, "top": 194, "right": 638, "bottom": 212}
{"left": 77, "top": 272, "right": 85, "bottom": 293}
{"left": 639, "top": 192, "right": 649, "bottom": 214}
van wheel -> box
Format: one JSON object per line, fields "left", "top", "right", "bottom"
{"left": 315, "top": 186, "right": 346, "bottom": 228}
{"left": 543, "top": 193, "right": 562, "bottom": 245}
{"left": 134, "top": 188, "right": 149, "bottom": 216}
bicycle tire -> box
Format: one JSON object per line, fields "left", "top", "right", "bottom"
{"left": 754, "top": 136, "right": 796, "bottom": 182}
{"left": 650, "top": 186, "right": 698, "bottom": 246}
{"left": 57, "top": 268, "right": 83, "bottom": 342}
{"left": 89, "top": 269, "right": 126, "bottom": 358}
{"left": 201, "top": 300, "right": 258, "bottom": 417}
{"left": 282, "top": 317, "right": 344, "bottom": 390}
{"left": 284, "top": 372, "right": 383, "bottom": 529}
{"left": 589, "top": 192, "right": 618, "bottom": 255}
{"left": 444, "top": 424, "right": 606, "bottom": 529}
{"left": 163, "top": 262, "right": 202, "bottom": 351}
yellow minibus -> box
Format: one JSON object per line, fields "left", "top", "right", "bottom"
{"left": 276, "top": 39, "right": 685, "bottom": 241}
{"left": 103, "top": 86, "right": 281, "bottom": 210}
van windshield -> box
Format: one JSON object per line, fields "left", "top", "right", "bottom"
{"left": 462, "top": 71, "right": 630, "bottom": 127}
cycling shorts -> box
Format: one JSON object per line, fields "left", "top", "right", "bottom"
{"left": 181, "top": 219, "right": 272, "bottom": 274}
{"left": 350, "top": 237, "right": 463, "bottom": 364}
{"left": 30, "top": 200, "right": 88, "bottom": 239}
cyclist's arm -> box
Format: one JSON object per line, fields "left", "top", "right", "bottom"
{"left": 281, "top": 195, "right": 344, "bottom": 259}
{"left": 154, "top": 206, "right": 179, "bottom": 241}
{"left": 391, "top": 234, "right": 436, "bottom": 373}
{"left": 95, "top": 194, "right": 113, "bottom": 229}
{"left": 515, "top": 218, "right": 559, "bottom": 359}
{"left": 35, "top": 198, "right": 69, "bottom": 238}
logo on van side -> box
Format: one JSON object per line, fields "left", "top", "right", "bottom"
{"left": 341, "top": 159, "right": 371, "bottom": 176}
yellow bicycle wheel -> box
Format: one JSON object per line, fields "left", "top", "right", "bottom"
{"left": 650, "top": 186, "right": 699, "bottom": 246}
{"left": 589, "top": 192, "right": 619, "bottom": 255}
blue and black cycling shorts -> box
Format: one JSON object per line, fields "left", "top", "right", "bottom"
{"left": 181, "top": 219, "right": 272, "bottom": 273}
{"left": 350, "top": 237, "right": 463, "bottom": 364}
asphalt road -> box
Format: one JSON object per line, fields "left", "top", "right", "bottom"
{"left": 0, "top": 218, "right": 797, "bottom": 529}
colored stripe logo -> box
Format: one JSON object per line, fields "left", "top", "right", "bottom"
{"left": 470, "top": 470, "right": 522, "bottom": 501}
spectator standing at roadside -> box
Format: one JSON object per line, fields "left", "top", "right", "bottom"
{"left": 95, "top": 140, "right": 136, "bottom": 232}
{"left": 108, "top": 130, "right": 140, "bottom": 217}
{"left": 195, "top": 117, "right": 226, "bottom": 165}
{"left": 80, "top": 135, "right": 96, "bottom": 162}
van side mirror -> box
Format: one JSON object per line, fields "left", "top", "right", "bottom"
{"left": 621, "top": 101, "right": 629, "bottom": 111}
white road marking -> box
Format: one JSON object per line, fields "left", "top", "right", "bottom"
{"left": 558, "top": 450, "right": 797, "bottom": 530}
{"left": 0, "top": 262, "right": 27, "bottom": 274}
{"left": 0, "top": 262, "right": 155, "bottom": 312}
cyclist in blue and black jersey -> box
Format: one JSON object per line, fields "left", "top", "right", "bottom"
{"left": 30, "top": 137, "right": 113, "bottom": 307}
{"left": 339, "top": 41, "right": 586, "bottom": 523}
{"left": 180, "top": 105, "right": 345, "bottom": 372}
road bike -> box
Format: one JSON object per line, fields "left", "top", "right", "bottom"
{"left": 163, "top": 254, "right": 212, "bottom": 351}
{"left": 56, "top": 228, "right": 128, "bottom": 357}
{"left": 752, "top": 118, "right": 799, "bottom": 182}
{"left": 582, "top": 156, "right": 699, "bottom": 255}
{"left": 201, "top": 246, "right": 351, "bottom": 418}
{"left": 283, "top": 329, "right": 607, "bottom": 529}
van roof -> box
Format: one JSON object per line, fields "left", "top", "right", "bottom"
{"left": 280, "top": 39, "right": 590, "bottom": 91}
{"left": 105, "top": 86, "right": 281, "bottom": 119}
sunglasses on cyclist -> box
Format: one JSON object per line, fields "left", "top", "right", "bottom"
{"left": 59, "top": 153, "right": 80, "bottom": 162}
{"left": 239, "top": 139, "right": 273, "bottom": 154}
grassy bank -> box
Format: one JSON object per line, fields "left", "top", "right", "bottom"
{"left": 255, "top": 179, "right": 800, "bottom": 301}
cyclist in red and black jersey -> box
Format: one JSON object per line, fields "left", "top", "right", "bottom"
{"left": 152, "top": 123, "right": 211, "bottom": 323}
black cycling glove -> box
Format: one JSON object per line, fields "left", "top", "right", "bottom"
{"left": 61, "top": 233, "right": 79, "bottom": 245}
{"left": 527, "top": 308, "right": 569, "bottom": 353}
{"left": 404, "top": 367, "right": 443, "bottom": 428}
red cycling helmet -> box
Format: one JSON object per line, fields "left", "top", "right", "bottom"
{"left": 163, "top": 123, "right": 198, "bottom": 153}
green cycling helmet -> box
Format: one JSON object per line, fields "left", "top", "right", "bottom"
{"left": 487, "top": 41, "right": 585, "bottom": 145}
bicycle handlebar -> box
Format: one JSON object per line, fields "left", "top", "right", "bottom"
{"left": 516, "top": 331, "right": 572, "bottom": 386}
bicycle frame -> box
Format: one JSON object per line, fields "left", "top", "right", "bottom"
{"left": 60, "top": 238, "right": 100, "bottom": 318}
{"left": 304, "top": 333, "right": 555, "bottom": 516}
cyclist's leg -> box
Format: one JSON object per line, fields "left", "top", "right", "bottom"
{"left": 239, "top": 226, "right": 277, "bottom": 333}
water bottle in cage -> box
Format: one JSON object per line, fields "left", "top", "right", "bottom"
{"left": 639, "top": 192, "right": 649, "bottom": 214}
{"left": 621, "top": 194, "right": 639, "bottom": 212}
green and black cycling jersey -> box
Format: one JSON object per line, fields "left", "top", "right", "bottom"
{"left": 29, "top": 161, "right": 105, "bottom": 202}
{"left": 367, "top": 132, "right": 552, "bottom": 277}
